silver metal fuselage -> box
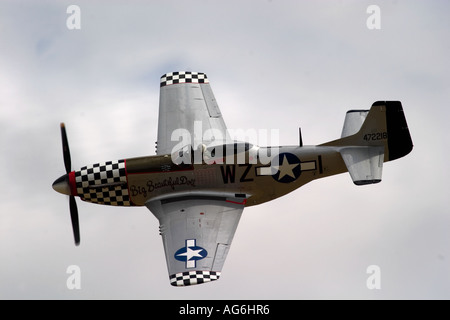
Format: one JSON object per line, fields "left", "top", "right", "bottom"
{"left": 60, "top": 145, "right": 347, "bottom": 208}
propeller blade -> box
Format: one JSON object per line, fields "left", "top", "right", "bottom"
{"left": 60, "top": 123, "right": 72, "bottom": 174}
{"left": 69, "top": 195, "right": 80, "bottom": 246}
{"left": 58, "top": 123, "right": 81, "bottom": 246}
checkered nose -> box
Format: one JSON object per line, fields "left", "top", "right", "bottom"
{"left": 74, "top": 160, "right": 132, "bottom": 206}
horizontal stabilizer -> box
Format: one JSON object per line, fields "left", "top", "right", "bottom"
{"left": 340, "top": 146, "right": 384, "bottom": 185}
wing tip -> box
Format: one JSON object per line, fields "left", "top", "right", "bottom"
{"left": 160, "top": 71, "right": 209, "bottom": 87}
{"left": 169, "top": 271, "right": 221, "bottom": 287}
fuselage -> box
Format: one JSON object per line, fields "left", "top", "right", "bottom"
{"left": 53, "top": 144, "right": 348, "bottom": 207}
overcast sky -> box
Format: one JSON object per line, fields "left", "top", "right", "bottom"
{"left": 1, "top": 0, "right": 449, "bottom": 299}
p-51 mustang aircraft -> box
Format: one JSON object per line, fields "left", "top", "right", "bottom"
{"left": 53, "top": 71, "right": 413, "bottom": 286}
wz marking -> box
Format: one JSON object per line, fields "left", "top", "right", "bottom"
{"left": 363, "top": 132, "right": 388, "bottom": 141}
{"left": 220, "top": 164, "right": 254, "bottom": 184}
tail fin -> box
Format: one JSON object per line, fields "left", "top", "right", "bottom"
{"left": 321, "top": 101, "right": 413, "bottom": 185}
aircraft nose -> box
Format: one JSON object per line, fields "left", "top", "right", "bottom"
{"left": 52, "top": 174, "right": 73, "bottom": 195}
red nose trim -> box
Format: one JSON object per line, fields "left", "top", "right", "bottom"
{"left": 68, "top": 171, "right": 78, "bottom": 196}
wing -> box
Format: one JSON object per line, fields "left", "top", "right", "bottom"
{"left": 146, "top": 194, "right": 245, "bottom": 286}
{"left": 156, "top": 71, "right": 231, "bottom": 155}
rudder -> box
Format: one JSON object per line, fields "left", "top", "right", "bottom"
{"left": 381, "top": 101, "right": 413, "bottom": 161}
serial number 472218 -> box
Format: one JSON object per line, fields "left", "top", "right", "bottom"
{"left": 363, "top": 132, "right": 388, "bottom": 141}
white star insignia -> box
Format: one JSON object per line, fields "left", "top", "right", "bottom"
{"left": 176, "top": 247, "right": 204, "bottom": 261}
{"left": 273, "top": 155, "right": 299, "bottom": 180}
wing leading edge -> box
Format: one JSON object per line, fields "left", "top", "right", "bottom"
{"left": 146, "top": 195, "right": 245, "bottom": 286}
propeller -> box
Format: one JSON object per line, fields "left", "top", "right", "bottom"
{"left": 60, "top": 123, "right": 80, "bottom": 246}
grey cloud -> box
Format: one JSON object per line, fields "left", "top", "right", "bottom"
{"left": 0, "top": 0, "right": 449, "bottom": 299}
